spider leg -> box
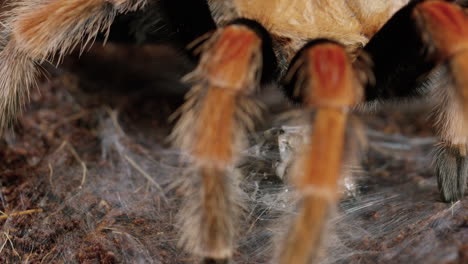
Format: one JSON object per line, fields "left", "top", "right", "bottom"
{"left": 362, "top": 0, "right": 468, "bottom": 202}
{"left": 0, "top": 0, "right": 147, "bottom": 130}
{"left": 278, "top": 40, "right": 364, "bottom": 264}
{"left": 170, "top": 20, "right": 276, "bottom": 262}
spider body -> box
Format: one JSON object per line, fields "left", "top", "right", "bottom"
{"left": 207, "top": 1, "right": 404, "bottom": 61}
{"left": 0, "top": 0, "right": 467, "bottom": 263}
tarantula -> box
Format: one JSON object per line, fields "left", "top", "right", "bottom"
{"left": 0, "top": 0, "right": 467, "bottom": 263}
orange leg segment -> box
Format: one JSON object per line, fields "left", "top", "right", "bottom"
{"left": 172, "top": 24, "right": 264, "bottom": 261}
{"left": 415, "top": 1, "right": 468, "bottom": 119}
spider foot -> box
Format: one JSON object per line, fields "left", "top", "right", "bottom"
{"left": 435, "top": 144, "right": 468, "bottom": 202}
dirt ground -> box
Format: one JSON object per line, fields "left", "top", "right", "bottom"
{"left": 0, "top": 43, "right": 466, "bottom": 264}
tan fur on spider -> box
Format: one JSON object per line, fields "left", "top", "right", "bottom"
{"left": 209, "top": 0, "right": 410, "bottom": 60}
{"left": 9, "top": 0, "right": 146, "bottom": 60}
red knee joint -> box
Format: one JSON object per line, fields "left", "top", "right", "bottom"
{"left": 305, "top": 44, "right": 360, "bottom": 108}
{"left": 202, "top": 25, "right": 262, "bottom": 92}
{"left": 415, "top": 1, "right": 468, "bottom": 57}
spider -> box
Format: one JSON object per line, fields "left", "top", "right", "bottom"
{"left": 0, "top": 0, "right": 467, "bottom": 263}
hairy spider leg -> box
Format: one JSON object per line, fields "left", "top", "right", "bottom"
{"left": 0, "top": 0, "right": 147, "bottom": 131}
{"left": 362, "top": 0, "right": 468, "bottom": 202}
{"left": 278, "top": 41, "right": 363, "bottom": 264}
{"left": 170, "top": 20, "right": 276, "bottom": 263}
